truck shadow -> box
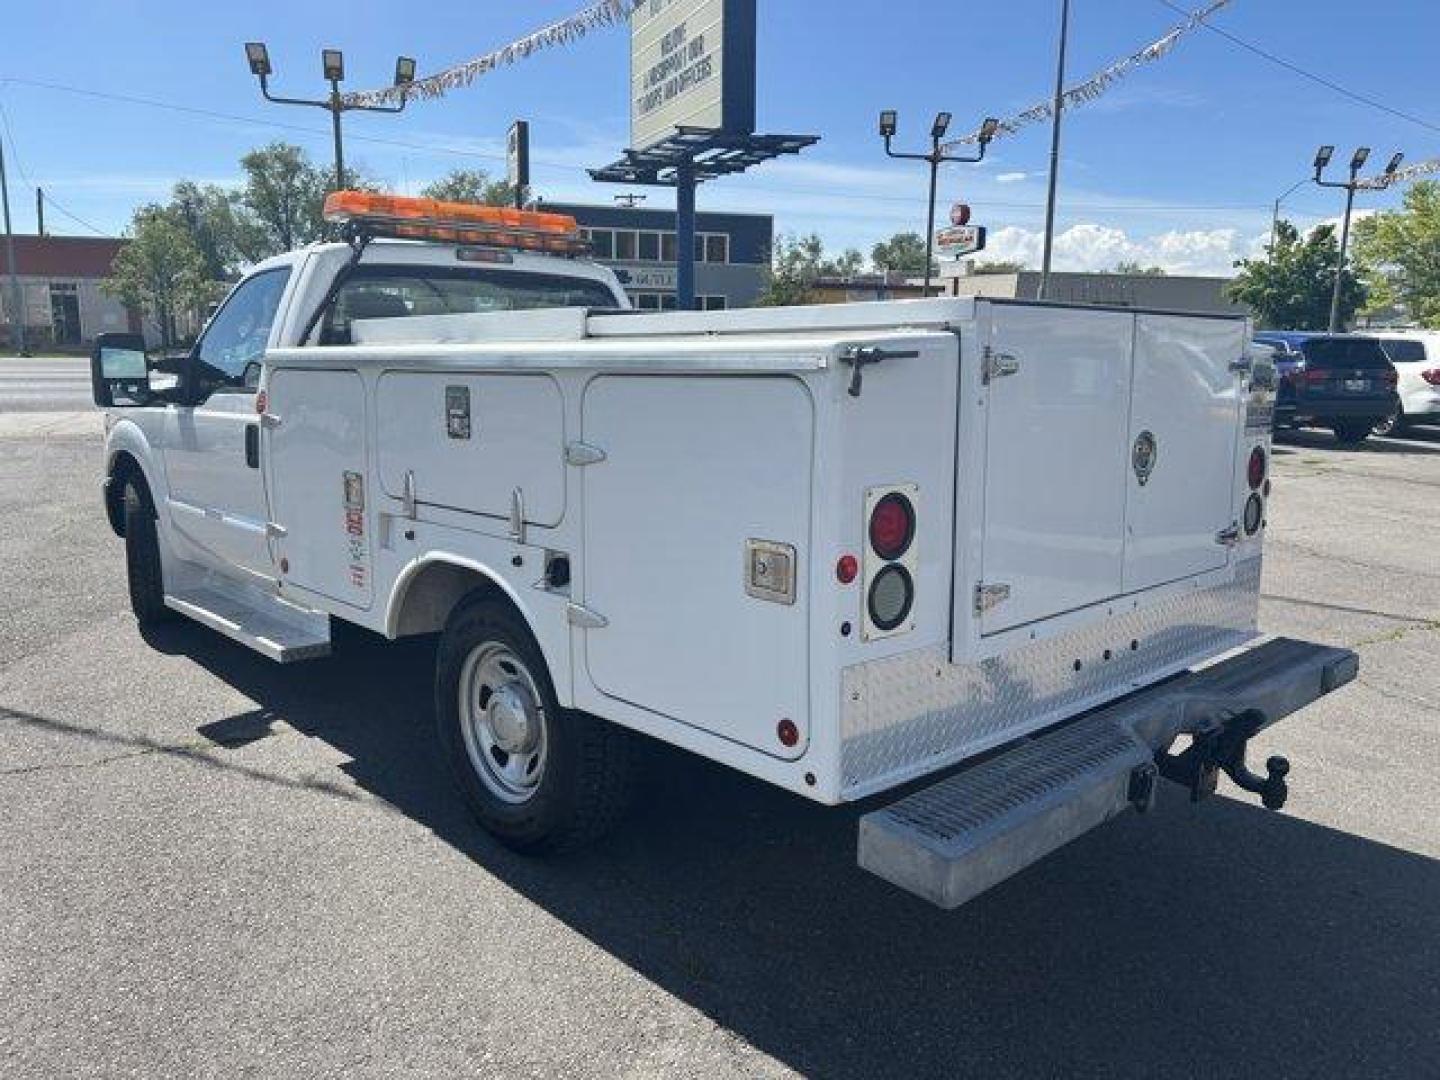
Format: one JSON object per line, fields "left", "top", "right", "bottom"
{"left": 151, "top": 623, "right": 1440, "bottom": 1079}
{"left": 1274, "top": 425, "right": 1440, "bottom": 454}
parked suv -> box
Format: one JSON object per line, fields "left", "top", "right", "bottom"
{"left": 1254, "top": 332, "right": 1399, "bottom": 445}
{"left": 1369, "top": 331, "right": 1440, "bottom": 434}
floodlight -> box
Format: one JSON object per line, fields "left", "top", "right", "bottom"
{"left": 1314, "top": 145, "right": 1334, "bottom": 170}
{"left": 322, "top": 49, "right": 345, "bottom": 82}
{"left": 978, "top": 117, "right": 1000, "bottom": 144}
{"left": 931, "top": 112, "right": 953, "bottom": 139}
{"left": 245, "top": 42, "right": 272, "bottom": 78}
{"left": 1350, "top": 146, "right": 1371, "bottom": 171}
{"left": 1385, "top": 151, "right": 1404, "bottom": 175}
{"left": 879, "top": 110, "right": 898, "bottom": 139}
{"left": 394, "top": 56, "right": 416, "bottom": 87}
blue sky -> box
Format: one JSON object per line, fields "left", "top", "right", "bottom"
{"left": 0, "top": 0, "right": 1434, "bottom": 273}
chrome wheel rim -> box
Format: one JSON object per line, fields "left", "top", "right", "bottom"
{"left": 458, "top": 642, "right": 548, "bottom": 804}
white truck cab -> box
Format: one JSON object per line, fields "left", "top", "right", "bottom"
{"left": 92, "top": 193, "right": 1356, "bottom": 909}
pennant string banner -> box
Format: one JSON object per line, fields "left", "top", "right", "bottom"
{"left": 1358, "top": 159, "right": 1440, "bottom": 191}
{"left": 343, "top": 0, "right": 644, "bottom": 108}
{"left": 943, "top": 0, "right": 1235, "bottom": 149}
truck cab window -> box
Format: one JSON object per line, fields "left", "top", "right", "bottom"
{"left": 320, "top": 266, "right": 620, "bottom": 344}
{"left": 195, "top": 267, "right": 291, "bottom": 391}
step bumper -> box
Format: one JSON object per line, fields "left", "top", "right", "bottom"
{"left": 857, "top": 637, "right": 1357, "bottom": 909}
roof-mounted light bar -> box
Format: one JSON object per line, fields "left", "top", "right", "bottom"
{"left": 322, "top": 191, "right": 589, "bottom": 255}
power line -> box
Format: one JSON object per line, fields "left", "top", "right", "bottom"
{"left": 2, "top": 74, "right": 1332, "bottom": 221}
{"left": 1155, "top": 0, "right": 1440, "bottom": 135}
{"left": 0, "top": 96, "right": 107, "bottom": 236}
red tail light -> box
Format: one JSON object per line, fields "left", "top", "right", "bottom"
{"left": 1299, "top": 368, "right": 1328, "bottom": 385}
{"left": 869, "top": 492, "right": 916, "bottom": 561}
{"left": 1247, "top": 446, "right": 1266, "bottom": 490}
{"left": 1422, "top": 368, "right": 1440, "bottom": 386}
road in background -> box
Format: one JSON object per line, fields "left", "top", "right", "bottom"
{"left": 0, "top": 357, "right": 94, "bottom": 414}
{"left": 1, "top": 420, "right": 1438, "bottom": 1078}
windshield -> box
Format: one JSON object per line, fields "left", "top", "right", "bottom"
{"left": 1379, "top": 338, "right": 1428, "bottom": 364}
{"left": 322, "top": 265, "right": 620, "bottom": 344}
{"left": 1300, "top": 337, "right": 1392, "bottom": 370}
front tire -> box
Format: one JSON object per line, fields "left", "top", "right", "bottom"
{"left": 1332, "top": 419, "right": 1374, "bottom": 446}
{"left": 435, "top": 596, "right": 634, "bottom": 853}
{"left": 123, "top": 483, "right": 172, "bottom": 627}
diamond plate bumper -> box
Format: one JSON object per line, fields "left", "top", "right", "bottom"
{"left": 857, "top": 636, "right": 1357, "bottom": 910}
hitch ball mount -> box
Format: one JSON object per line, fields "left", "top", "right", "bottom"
{"left": 1156, "top": 708, "right": 1290, "bottom": 810}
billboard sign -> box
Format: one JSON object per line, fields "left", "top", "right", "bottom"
{"left": 936, "top": 225, "right": 987, "bottom": 257}
{"left": 630, "top": 0, "right": 756, "bottom": 150}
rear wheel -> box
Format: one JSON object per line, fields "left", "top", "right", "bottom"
{"left": 1332, "top": 419, "right": 1374, "bottom": 446}
{"left": 435, "top": 595, "right": 634, "bottom": 853}
{"left": 123, "top": 483, "right": 172, "bottom": 627}
{"left": 1373, "top": 406, "right": 1406, "bottom": 436}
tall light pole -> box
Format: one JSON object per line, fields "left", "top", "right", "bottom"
{"left": 1039, "top": 0, "right": 1071, "bottom": 299}
{"left": 879, "top": 111, "right": 999, "bottom": 296}
{"left": 1313, "top": 145, "right": 1403, "bottom": 332}
{"left": 245, "top": 43, "right": 417, "bottom": 191}
{"left": 1269, "top": 176, "right": 1311, "bottom": 265}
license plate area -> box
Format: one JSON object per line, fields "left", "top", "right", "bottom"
{"left": 1343, "top": 378, "right": 1369, "bottom": 392}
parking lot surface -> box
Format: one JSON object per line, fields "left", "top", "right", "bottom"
{"left": 3, "top": 382, "right": 1438, "bottom": 1077}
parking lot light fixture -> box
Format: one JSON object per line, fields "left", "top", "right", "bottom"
{"left": 880, "top": 108, "right": 995, "bottom": 297}
{"left": 247, "top": 41, "right": 415, "bottom": 193}
{"left": 1385, "top": 152, "right": 1405, "bottom": 176}
{"left": 1313, "top": 144, "right": 1400, "bottom": 332}
{"left": 1314, "top": 145, "right": 1334, "bottom": 172}
{"left": 245, "top": 42, "right": 272, "bottom": 78}
{"left": 1349, "top": 146, "right": 1371, "bottom": 172}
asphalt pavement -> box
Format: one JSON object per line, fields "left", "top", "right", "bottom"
{"left": 2, "top": 378, "right": 1438, "bottom": 1078}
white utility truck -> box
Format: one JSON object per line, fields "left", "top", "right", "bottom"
{"left": 92, "top": 193, "right": 1356, "bottom": 909}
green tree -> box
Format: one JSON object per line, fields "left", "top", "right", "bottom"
{"left": 102, "top": 205, "right": 214, "bottom": 347}
{"left": 871, "top": 231, "right": 934, "bottom": 277}
{"left": 972, "top": 260, "right": 1026, "bottom": 274}
{"left": 168, "top": 180, "right": 264, "bottom": 280}
{"left": 237, "top": 143, "right": 372, "bottom": 256}
{"left": 1110, "top": 260, "right": 1165, "bottom": 276}
{"left": 1226, "top": 220, "right": 1365, "bottom": 329}
{"left": 820, "top": 248, "right": 866, "bottom": 277}
{"left": 1353, "top": 180, "right": 1440, "bottom": 326}
{"left": 757, "top": 234, "right": 828, "bottom": 306}
{"left": 421, "top": 168, "right": 515, "bottom": 207}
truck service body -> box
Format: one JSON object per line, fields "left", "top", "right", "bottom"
{"left": 94, "top": 195, "right": 1356, "bottom": 908}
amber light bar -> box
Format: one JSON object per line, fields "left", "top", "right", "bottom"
{"left": 322, "top": 191, "right": 589, "bottom": 255}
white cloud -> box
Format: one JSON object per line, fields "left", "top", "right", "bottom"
{"left": 983, "top": 222, "right": 1270, "bottom": 276}
{"left": 995, "top": 172, "right": 1029, "bottom": 184}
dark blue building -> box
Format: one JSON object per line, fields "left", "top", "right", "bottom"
{"left": 536, "top": 201, "right": 773, "bottom": 311}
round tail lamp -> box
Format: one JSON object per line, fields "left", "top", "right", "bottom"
{"left": 868, "top": 492, "right": 916, "bottom": 560}
{"left": 1247, "top": 446, "right": 1267, "bottom": 491}
{"left": 867, "top": 564, "right": 915, "bottom": 631}
{"left": 836, "top": 554, "right": 859, "bottom": 584}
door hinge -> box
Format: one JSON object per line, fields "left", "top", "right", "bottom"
{"left": 401, "top": 470, "right": 417, "bottom": 520}
{"left": 982, "top": 346, "right": 1021, "bottom": 384}
{"left": 508, "top": 487, "right": 526, "bottom": 545}
{"left": 565, "top": 441, "right": 607, "bottom": 467}
{"left": 974, "top": 581, "right": 1012, "bottom": 614}
{"left": 1215, "top": 524, "right": 1241, "bottom": 547}
{"left": 566, "top": 602, "right": 608, "bottom": 629}
{"left": 265, "top": 521, "right": 287, "bottom": 539}
{"left": 259, "top": 412, "right": 282, "bottom": 429}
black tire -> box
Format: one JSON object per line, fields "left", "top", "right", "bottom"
{"left": 1332, "top": 419, "right": 1374, "bottom": 446}
{"left": 435, "top": 595, "right": 634, "bottom": 854}
{"left": 123, "top": 483, "right": 172, "bottom": 627}
{"left": 1373, "top": 407, "right": 1406, "bottom": 436}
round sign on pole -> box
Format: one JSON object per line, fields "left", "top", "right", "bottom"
{"left": 949, "top": 203, "right": 971, "bottom": 227}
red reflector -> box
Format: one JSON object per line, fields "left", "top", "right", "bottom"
{"left": 869, "top": 493, "right": 915, "bottom": 561}
{"left": 1422, "top": 368, "right": 1440, "bottom": 386}
{"left": 1248, "top": 446, "right": 1266, "bottom": 490}
{"left": 836, "top": 554, "right": 859, "bottom": 584}
{"left": 777, "top": 718, "right": 799, "bottom": 747}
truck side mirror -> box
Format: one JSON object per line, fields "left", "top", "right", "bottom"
{"left": 90, "top": 332, "right": 151, "bottom": 407}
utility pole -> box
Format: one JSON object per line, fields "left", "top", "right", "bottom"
{"left": 1313, "top": 145, "right": 1403, "bottom": 332}
{"left": 0, "top": 138, "right": 26, "bottom": 357}
{"left": 1268, "top": 177, "right": 1309, "bottom": 266}
{"left": 35, "top": 187, "right": 45, "bottom": 236}
{"left": 1039, "top": 0, "right": 1071, "bottom": 299}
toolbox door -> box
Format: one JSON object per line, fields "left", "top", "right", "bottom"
{"left": 1121, "top": 314, "right": 1242, "bottom": 590}
{"left": 580, "top": 375, "right": 813, "bottom": 757}
{"left": 976, "top": 304, "right": 1134, "bottom": 636}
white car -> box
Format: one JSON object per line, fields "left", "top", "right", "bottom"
{"left": 1369, "top": 330, "right": 1440, "bottom": 434}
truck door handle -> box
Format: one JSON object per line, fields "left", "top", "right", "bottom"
{"left": 244, "top": 423, "right": 259, "bottom": 469}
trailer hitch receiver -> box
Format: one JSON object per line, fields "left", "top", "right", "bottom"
{"left": 1156, "top": 709, "right": 1290, "bottom": 810}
